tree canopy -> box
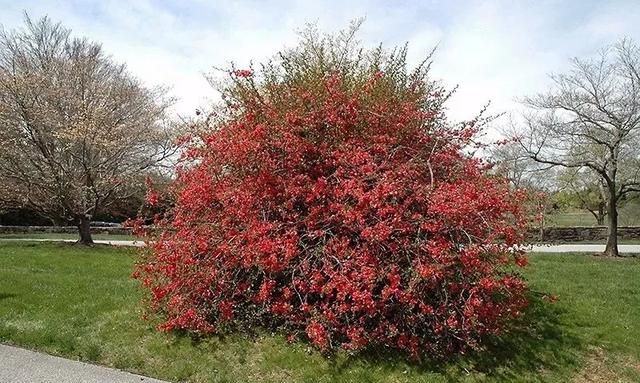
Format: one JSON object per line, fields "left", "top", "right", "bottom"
{"left": 0, "top": 15, "right": 176, "bottom": 243}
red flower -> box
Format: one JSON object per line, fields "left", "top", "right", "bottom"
{"left": 233, "top": 69, "right": 253, "bottom": 78}
{"left": 145, "top": 191, "right": 160, "bottom": 206}
{"left": 306, "top": 321, "right": 329, "bottom": 349}
{"left": 515, "top": 255, "right": 529, "bottom": 267}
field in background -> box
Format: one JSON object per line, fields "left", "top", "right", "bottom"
{"left": 0, "top": 242, "right": 639, "bottom": 382}
{"left": 546, "top": 210, "right": 597, "bottom": 227}
{"left": 547, "top": 204, "right": 640, "bottom": 227}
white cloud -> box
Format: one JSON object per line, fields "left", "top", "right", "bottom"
{"left": 1, "top": 0, "right": 639, "bottom": 125}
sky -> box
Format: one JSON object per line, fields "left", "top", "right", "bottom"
{"left": 1, "top": 0, "right": 639, "bottom": 126}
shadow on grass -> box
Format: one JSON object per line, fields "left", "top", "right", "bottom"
{"left": 0, "top": 293, "right": 17, "bottom": 301}
{"left": 331, "top": 294, "right": 582, "bottom": 381}
{"left": 160, "top": 293, "right": 582, "bottom": 381}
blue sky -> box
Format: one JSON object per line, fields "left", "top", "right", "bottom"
{"left": 1, "top": 1, "right": 639, "bottom": 124}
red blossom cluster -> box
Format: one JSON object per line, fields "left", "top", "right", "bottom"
{"left": 135, "top": 54, "right": 529, "bottom": 358}
{"left": 233, "top": 69, "right": 253, "bottom": 78}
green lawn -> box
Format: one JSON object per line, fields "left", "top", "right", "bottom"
{"left": 547, "top": 205, "right": 640, "bottom": 227}
{"left": 546, "top": 211, "right": 597, "bottom": 227}
{"left": 0, "top": 242, "right": 639, "bottom": 382}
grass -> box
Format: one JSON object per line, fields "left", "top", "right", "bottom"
{"left": 0, "top": 232, "right": 135, "bottom": 241}
{"left": 0, "top": 242, "right": 639, "bottom": 382}
{"left": 546, "top": 211, "right": 597, "bottom": 227}
{"left": 547, "top": 205, "right": 640, "bottom": 227}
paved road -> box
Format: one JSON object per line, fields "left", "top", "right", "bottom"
{"left": 0, "top": 238, "right": 145, "bottom": 247}
{"left": 0, "top": 344, "right": 168, "bottom": 383}
{"left": 527, "top": 244, "right": 640, "bottom": 253}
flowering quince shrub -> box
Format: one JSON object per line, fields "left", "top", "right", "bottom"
{"left": 133, "top": 26, "right": 529, "bottom": 359}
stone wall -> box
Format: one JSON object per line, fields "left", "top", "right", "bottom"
{"left": 0, "top": 225, "right": 132, "bottom": 235}
{"left": 3, "top": 225, "right": 640, "bottom": 243}
{"left": 527, "top": 226, "right": 640, "bottom": 242}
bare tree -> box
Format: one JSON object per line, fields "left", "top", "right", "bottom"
{"left": 491, "top": 140, "right": 558, "bottom": 191}
{"left": 0, "top": 15, "right": 176, "bottom": 244}
{"left": 515, "top": 38, "right": 640, "bottom": 256}
{"left": 491, "top": 140, "right": 560, "bottom": 239}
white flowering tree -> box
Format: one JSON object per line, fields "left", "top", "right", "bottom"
{"left": 0, "top": 15, "right": 176, "bottom": 244}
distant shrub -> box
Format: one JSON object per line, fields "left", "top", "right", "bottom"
{"left": 134, "top": 24, "right": 528, "bottom": 359}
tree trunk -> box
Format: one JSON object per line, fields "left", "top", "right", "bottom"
{"left": 536, "top": 199, "right": 546, "bottom": 242}
{"left": 77, "top": 216, "right": 94, "bottom": 245}
{"left": 596, "top": 203, "right": 605, "bottom": 226}
{"left": 603, "top": 199, "right": 619, "bottom": 257}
